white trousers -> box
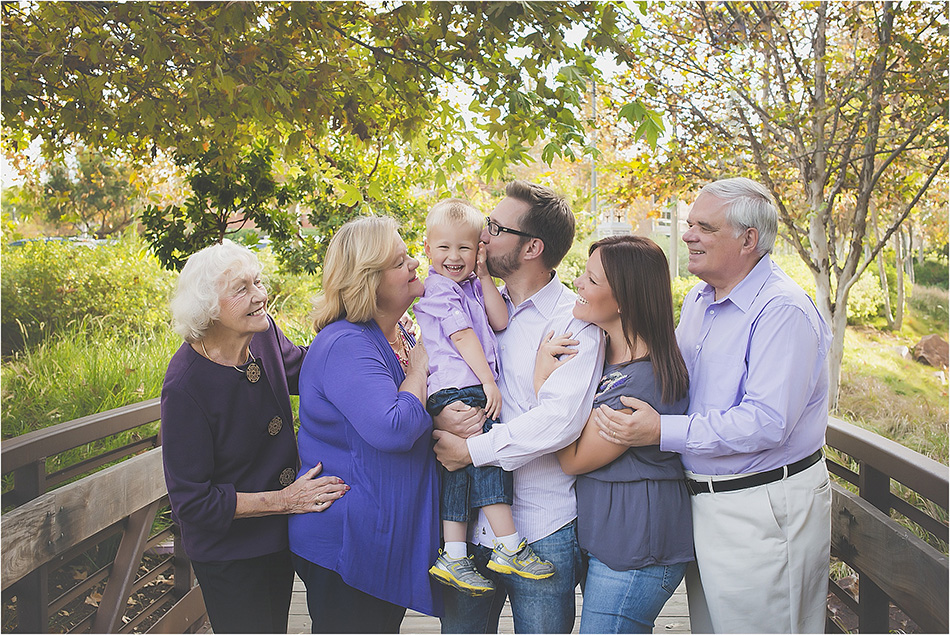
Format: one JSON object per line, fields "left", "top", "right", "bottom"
{"left": 685, "top": 460, "right": 832, "bottom": 634}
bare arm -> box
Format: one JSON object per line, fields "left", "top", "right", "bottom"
{"left": 556, "top": 409, "right": 630, "bottom": 475}
{"left": 234, "top": 463, "right": 348, "bottom": 518}
{"left": 450, "top": 328, "right": 501, "bottom": 419}
{"left": 477, "top": 243, "right": 509, "bottom": 331}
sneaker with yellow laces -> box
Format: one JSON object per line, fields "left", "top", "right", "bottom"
{"left": 486, "top": 539, "right": 556, "bottom": 579}
{"left": 428, "top": 551, "right": 496, "bottom": 596}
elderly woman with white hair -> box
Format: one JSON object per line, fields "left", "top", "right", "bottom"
{"left": 288, "top": 215, "right": 441, "bottom": 633}
{"left": 161, "top": 239, "right": 349, "bottom": 634}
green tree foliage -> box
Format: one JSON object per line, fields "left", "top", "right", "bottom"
{"left": 611, "top": 1, "right": 949, "bottom": 403}
{"left": 5, "top": 146, "right": 141, "bottom": 237}
{"left": 2, "top": 2, "right": 663, "bottom": 269}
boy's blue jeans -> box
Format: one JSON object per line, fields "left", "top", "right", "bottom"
{"left": 427, "top": 385, "right": 513, "bottom": 523}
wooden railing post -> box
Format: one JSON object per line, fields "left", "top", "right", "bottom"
{"left": 91, "top": 500, "right": 162, "bottom": 633}
{"left": 856, "top": 462, "right": 893, "bottom": 632}
{"left": 12, "top": 568, "right": 48, "bottom": 634}
{"left": 11, "top": 459, "right": 48, "bottom": 633}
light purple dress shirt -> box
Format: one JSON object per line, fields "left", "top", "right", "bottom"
{"left": 660, "top": 255, "right": 831, "bottom": 476}
{"left": 413, "top": 268, "right": 500, "bottom": 397}
{"left": 467, "top": 274, "right": 605, "bottom": 545}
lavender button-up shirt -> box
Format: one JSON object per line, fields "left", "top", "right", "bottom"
{"left": 414, "top": 268, "right": 500, "bottom": 397}
{"left": 660, "top": 255, "right": 831, "bottom": 476}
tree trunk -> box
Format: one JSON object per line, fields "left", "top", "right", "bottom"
{"left": 826, "top": 303, "right": 849, "bottom": 410}
{"left": 810, "top": 257, "right": 842, "bottom": 407}
{"left": 894, "top": 226, "right": 904, "bottom": 330}
{"left": 904, "top": 223, "right": 915, "bottom": 285}
{"left": 872, "top": 200, "right": 895, "bottom": 328}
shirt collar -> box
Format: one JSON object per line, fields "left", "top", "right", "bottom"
{"left": 502, "top": 271, "right": 564, "bottom": 318}
{"left": 695, "top": 254, "right": 772, "bottom": 313}
{"left": 698, "top": 254, "right": 772, "bottom": 312}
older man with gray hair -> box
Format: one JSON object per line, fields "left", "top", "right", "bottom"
{"left": 595, "top": 177, "right": 832, "bottom": 633}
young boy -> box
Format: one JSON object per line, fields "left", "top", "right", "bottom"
{"left": 414, "top": 199, "right": 555, "bottom": 596}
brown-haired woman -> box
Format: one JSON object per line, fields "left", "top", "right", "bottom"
{"left": 535, "top": 235, "right": 694, "bottom": 634}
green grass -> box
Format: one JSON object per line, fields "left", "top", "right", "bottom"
{"left": 836, "top": 325, "right": 948, "bottom": 464}
{"left": 1, "top": 317, "right": 180, "bottom": 439}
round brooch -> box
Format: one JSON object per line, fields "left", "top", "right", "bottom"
{"left": 279, "top": 467, "right": 296, "bottom": 487}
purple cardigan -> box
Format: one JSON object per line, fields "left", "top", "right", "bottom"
{"left": 288, "top": 319, "right": 442, "bottom": 616}
{"left": 161, "top": 315, "right": 306, "bottom": 562}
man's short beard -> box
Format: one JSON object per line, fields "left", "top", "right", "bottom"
{"left": 487, "top": 248, "right": 521, "bottom": 279}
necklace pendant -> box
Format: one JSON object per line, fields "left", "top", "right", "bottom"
{"left": 246, "top": 361, "right": 261, "bottom": 383}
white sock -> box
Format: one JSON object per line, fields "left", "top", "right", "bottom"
{"left": 444, "top": 541, "right": 467, "bottom": 560}
{"left": 497, "top": 532, "right": 522, "bottom": 553}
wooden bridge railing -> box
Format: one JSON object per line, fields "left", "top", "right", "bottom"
{"left": 1, "top": 399, "right": 207, "bottom": 634}
{"left": 1, "top": 406, "right": 947, "bottom": 633}
{"left": 825, "top": 416, "right": 948, "bottom": 633}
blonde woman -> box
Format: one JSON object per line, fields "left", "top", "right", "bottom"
{"left": 288, "top": 216, "right": 441, "bottom": 632}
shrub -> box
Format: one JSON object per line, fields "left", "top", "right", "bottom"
{"left": 772, "top": 254, "right": 884, "bottom": 324}
{"left": 908, "top": 284, "right": 949, "bottom": 334}
{"left": 255, "top": 248, "right": 321, "bottom": 331}
{"left": 556, "top": 248, "right": 587, "bottom": 290}
{"left": 1, "top": 233, "right": 176, "bottom": 354}
{"left": 914, "top": 256, "right": 949, "bottom": 290}
{"left": 671, "top": 275, "right": 700, "bottom": 323}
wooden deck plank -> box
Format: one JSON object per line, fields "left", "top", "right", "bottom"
{"left": 287, "top": 575, "right": 690, "bottom": 634}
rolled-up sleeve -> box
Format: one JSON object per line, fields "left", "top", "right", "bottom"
{"left": 468, "top": 320, "right": 604, "bottom": 471}
{"left": 415, "top": 277, "right": 473, "bottom": 337}
{"left": 161, "top": 387, "right": 237, "bottom": 534}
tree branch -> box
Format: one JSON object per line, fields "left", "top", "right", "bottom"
{"left": 853, "top": 151, "right": 947, "bottom": 283}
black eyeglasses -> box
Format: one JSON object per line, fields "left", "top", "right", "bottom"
{"left": 486, "top": 218, "right": 539, "bottom": 240}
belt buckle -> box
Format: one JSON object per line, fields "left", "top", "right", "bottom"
{"left": 685, "top": 479, "right": 703, "bottom": 496}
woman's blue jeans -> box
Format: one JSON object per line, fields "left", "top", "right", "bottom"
{"left": 579, "top": 555, "right": 687, "bottom": 634}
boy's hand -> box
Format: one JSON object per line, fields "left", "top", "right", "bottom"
{"left": 475, "top": 242, "right": 491, "bottom": 280}
{"left": 483, "top": 381, "right": 502, "bottom": 421}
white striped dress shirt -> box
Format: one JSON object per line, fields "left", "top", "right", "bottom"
{"left": 467, "top": 274, "right": 605, "bottom": 546}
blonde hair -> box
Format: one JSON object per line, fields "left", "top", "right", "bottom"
{"left": 311, "top": 215, "right": 401, "bottom": 332}
{"left": 170, "top": 240, "right": 263, "bottom": 342}
{"left": 425, "top": 198, "right": 483, "bottom": 238}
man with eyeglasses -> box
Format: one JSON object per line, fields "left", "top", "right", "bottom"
{"left": 432, "top": 180, "right": 605, "bottom": 633}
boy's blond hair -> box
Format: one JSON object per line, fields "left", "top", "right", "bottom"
{"left": 425, "top": 198, "right": 483, "bottom": 237}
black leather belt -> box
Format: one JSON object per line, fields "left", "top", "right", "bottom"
{"left": 685, "top": 449, "right": 824, "bottom": 495}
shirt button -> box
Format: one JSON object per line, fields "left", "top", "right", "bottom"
{"left": 709, "top": 309, "right": 715, "bottom": 315}
{"left": 696, "top": 345, "right": 701, "bottom": 350}
{"left": 268, "top": 416, "right": 283, "bottom": 436}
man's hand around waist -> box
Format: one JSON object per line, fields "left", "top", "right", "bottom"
{"left": 432, "top": 400, "right": 485, "bottom": 438}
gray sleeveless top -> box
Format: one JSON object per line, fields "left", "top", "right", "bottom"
{"left": 575, "top": 358, "right": 695, "bottom": 570}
